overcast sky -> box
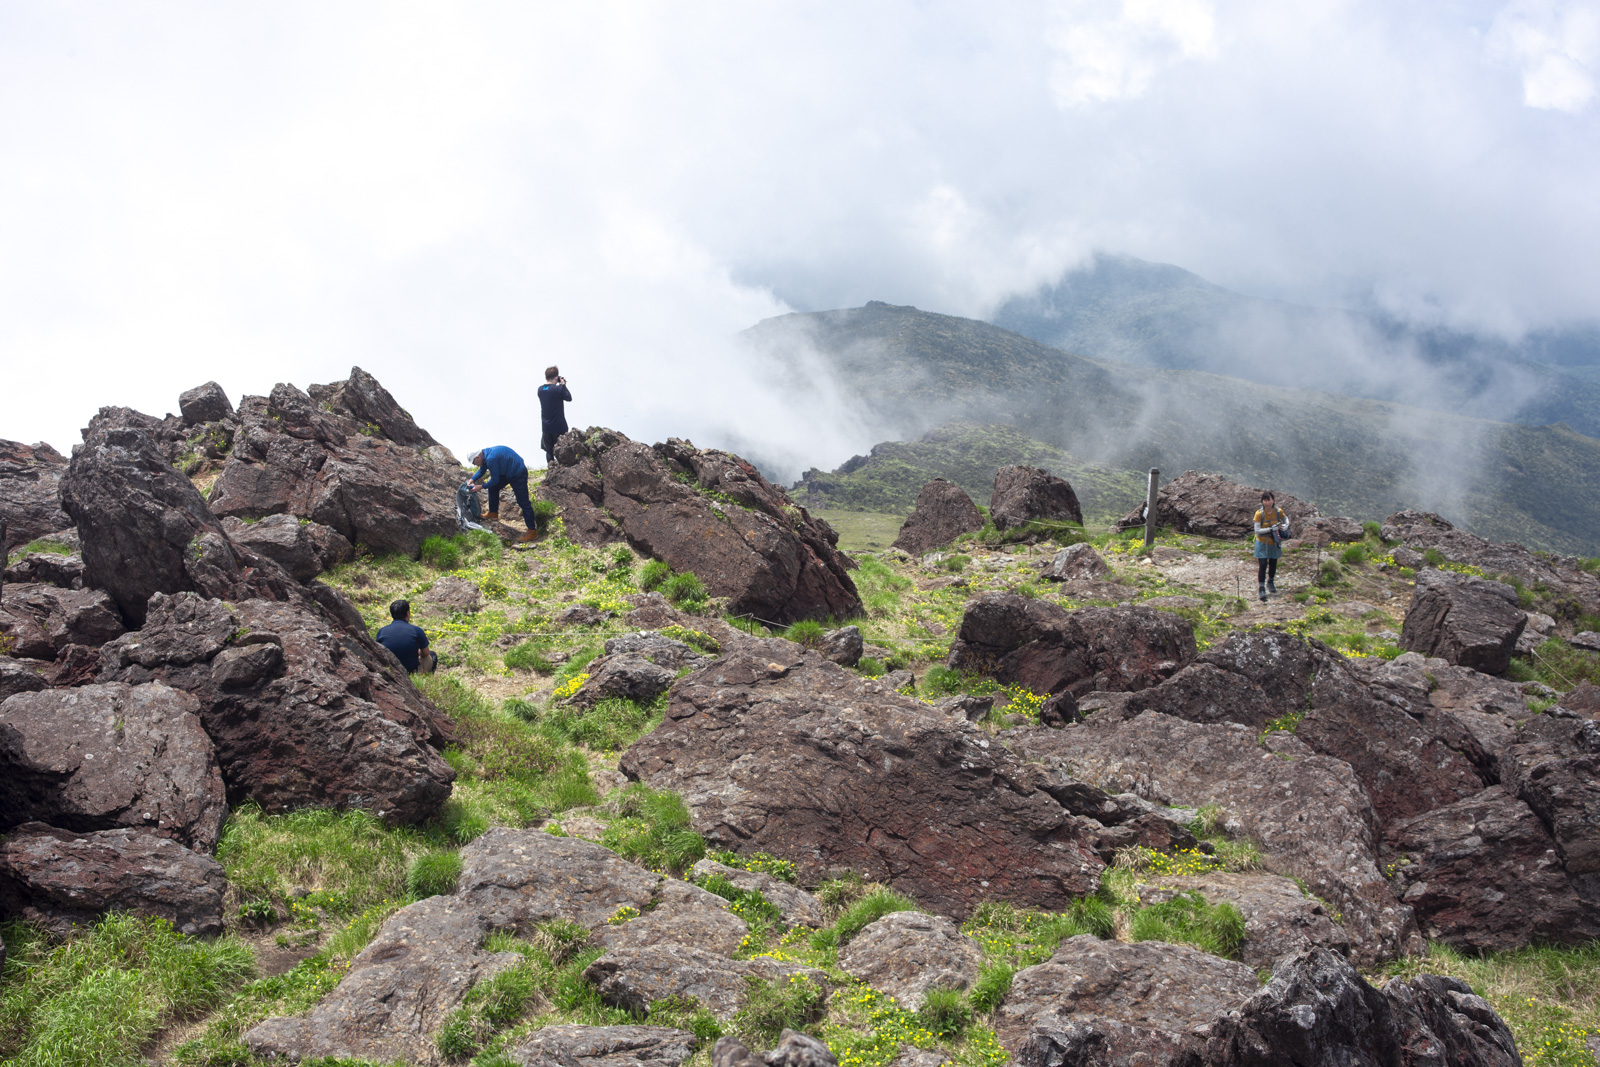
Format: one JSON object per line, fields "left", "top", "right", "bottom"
{"left": 2, "top": 1, "right": 1597, "bottom": 470}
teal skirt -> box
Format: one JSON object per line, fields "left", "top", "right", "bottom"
{"left": 1253, "top": 539, "right": 1282, "bottom": 560}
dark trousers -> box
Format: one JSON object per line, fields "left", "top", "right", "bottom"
{"left": 542, "top": 423, "right": 566, "bottom": 465}
{"left": 1257, "top": 557, "right": 1279, "bottom": 585}
{"left": 487, "top": 473, "right": 535, "bottom": 527}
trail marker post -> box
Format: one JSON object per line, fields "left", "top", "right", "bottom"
{"left": 1143, "top": 469, "right": 1160, "bottom": 548}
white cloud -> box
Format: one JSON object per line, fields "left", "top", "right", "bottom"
{"left": 1490, "top": 0, "right": 1599, "bottom": 112}
{"left": 1047, "top": 0, "right": 1218, "bottom": 107}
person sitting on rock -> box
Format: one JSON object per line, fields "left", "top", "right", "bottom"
{"left": 538, "top": 366, "right": 572, "bottom": 466}
{"left": 377, "top": 599, "right": 436, "bottom": 674}
{"left": 467, "top": 445, "right": 539, "bottom": 544}
{"left": 1253, "top": 490, "right": 1289, "bottom": 601}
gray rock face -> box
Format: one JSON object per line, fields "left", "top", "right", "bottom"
{"left": 0, "top": 682, "right": 226, "bottom": 850}
{"left": 604, "top": 631, "right": 711, "bottom": 672}
{"left": 994, "top": 935, "right": 1258, "bottom": 1059}
{"left": 1039, "top": 543, "right": 1110, "bottom": 582}
{"left": 0, "top": 439, "right": 72, "bottom": 545}
{"left": 689, "top": 860, "right": 828, "bottom": 928}
{"left": 572, "top": 653, "right": 677, "bottom": 709}
{"left": 1497, "top": 714, "right": 1600, "bottom": 903}
{"left": 1205, "top": 948, "right": 1519, "bottom": 1067}
{"left": 584, "top": 944, "right": 826, "bottom": 1021}
{"left": 1138, "top": 872, "right": 1351, "bottom": 970}
{"left": 178, "top": 381, "right": 235, "bottom": 426}
{"left": 597, "top": 879, "right": 747, "bottom": 956}
{"left": 838, "top": 911, "right": 983, "bottom": 1010}
{"left": 892, "top": 479, "right": 985, "bottom": 555}
{"left": 622, "top": 641, "right": 1105, "bottom": 919}
{"left": 457, "top": 828, "right": 660, "bottom": 932}
{"left": 208, "top": 374, "right": 460, "bottom": 558}
{"left": 714, "top": 1031, "right": 840, "bottom": 1067}
{"left": 0, "top": 657, "right": 46, "bottom": 702}
{"left": 219, "top": 514, "right": 352, "bottom": 581}
{"left": 0, "top": 822, "right": 227, "bottom": 936}
{"left": 1384, "top": 785, "right": 1598, "bottom": 950}
{"left": 1018, "top": 712, "right": 1421, "bottom": 964}
{"left": 246, "top": 894, "right": 517, "bottom": 1065}
{"left": 98, "top": 592, "right": 454, "bottom": 826}
{"left": 0, "top": 582, "right": 125, "bottom": 660}
{"left": 511, "top": 1025, "right": 699, "bottom": 1067}
{"left": 948, "top": 593, "right": 1195, "bottom": 702}
{"left": 3, "top": 549, "right": 85, "bottom": 589}
{"left": 990, "top": 466, "right": 1083, "bottom": 531}
{"left": 1401, "top": 569, "right": 1528, "bottom": 675}
{"left": 820, "top": 624, "right": 864, "bottom": 667}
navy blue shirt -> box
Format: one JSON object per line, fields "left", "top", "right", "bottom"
{"left": 538, "top": 383, "right": 572, "bottom": 434}
{"left": 471, "top": 445, "right": 527, "bottom": 489}
{"left": 376, "top": 620, "right": 430, "bottom": 672}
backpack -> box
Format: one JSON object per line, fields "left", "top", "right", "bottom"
{"left": 456, "top": 481, "right": 488, "bottom": 532}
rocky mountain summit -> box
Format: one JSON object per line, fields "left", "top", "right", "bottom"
{"left": 2, "top": 370, "right": 1597, "bottom": 1065}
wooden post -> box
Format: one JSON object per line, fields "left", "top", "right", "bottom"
{"left": 1143, "top": 469, "right": 1160, "bottom": 548}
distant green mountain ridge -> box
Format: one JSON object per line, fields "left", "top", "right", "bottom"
{"left": 792, "top": 422, "right": 1146, "bottom": 526}
{"left": 742, "top": 301, "right": 1600, "bottom": 556}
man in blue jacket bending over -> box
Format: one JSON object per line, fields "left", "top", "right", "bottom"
{"left": 467, "top": 445, "right": 539, "bottom": 544}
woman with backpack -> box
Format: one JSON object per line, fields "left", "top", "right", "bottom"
{"left": 1254, "top": 490, "right": 1289, "bottom": 601}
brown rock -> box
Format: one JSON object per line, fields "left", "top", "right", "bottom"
{"left": 838, "top": 911, "right": 983, "bottom": 1010}
{"left": 1496, "top": 714, "right": 1600, "bottom": 904}
{"left": 990, "top": 466, "right": 1083, "bottom": 531}
{"left": 178, "top": 381, "right": 235, "bottom": 426}
{"left": 571, "top": 653, "right": 676, "bottom": 709}
{"left": 1039, "top": 543, "right": 1110, "bottom": 582}
{"left": 0, "top": 822, "right": 226, "bottom": 936}
{"left": 596, "top": 879, "right": 747, "bottom": 956}
{"left": 542, "top": 430, "right": 860, "bottom": 625}
{"left": 3, "top": 549, "right": 85, "bottom": 589}
{"left": 0, "top": 656, "right": 46, "bottom": 702}
{"left": 0, "top": 681, "right": 226, "bottom": 850}
{"left": 819, "top": 624, "right": 864, "bottom": 667}
{"left": 584, "top": 944, "right": 826, "bottom": 1021}
{"left": 421, "top": 574, "right": 484, "bottom": 614}
{"left": 219, "top": 513, "right": 353, "bottom": 581}
{"left": 622, "top": 640, "right": 1105, "bottom": 919}
{"left": 510, "top": 1025, "right": 699, "bottom": 1067}
{"left": 892, "top": 479, "right": 985, "bottom": 555}
{"left": 688, "top": 860, "right": 828, "bottom": 928}
{"left": 0, "top": 582, "right": 124, "bottom": 659}
{"left": 1115, "top": 472, "right": 1317, "bottom": 541}
{"left": 0, "top": 439, "right": 71, "bottom": 545}
{"left": 604, "top": 631, "right": 713, "bottom": 672}
{"left": 1401, "top": 569, "right": 1527, "bottom": 675}
{"left": 456, "top": 828, "right": 660, "bottom": 932}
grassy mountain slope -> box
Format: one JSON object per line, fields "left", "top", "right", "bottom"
{"left": 743, "top": 301, "right": 1600, "bottom": 556}
{"left": 792, "top": 422, "right": 1146, "bottom": 526}
{"left": 990, "top": 253, "right": 1600, "bottom": 439}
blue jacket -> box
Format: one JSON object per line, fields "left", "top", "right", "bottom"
{"left": 471, "top": 445, "right": 527, "bottom": 488}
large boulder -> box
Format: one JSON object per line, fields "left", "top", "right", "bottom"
{"left": 597, "top": 880, "right": 748, "bottom": 956}
{"left": 59, "top": 416, "right": 290, "bottom": 626}
{"left": 98, "top": 591, "right": 454, "bottom": 825}
{"left": 219, "top": 514, "right": 353, "bottom": 581}
{"left": 178, "top": 381, "right": 235, "bottom": 426}
{"left": 542, "top": 430, "right": 860, "bottom": 625}
{"left": 0, "top": 439, "right": 71, "bottom": 545}
{"left": 1401, "top": 569, "right": 1527, "bottom": 674}
{"left": 621, "top": 640, "right": 1106, "bottom": 918}
{"left": 1016, "top": 712, "right": 1422, "bottom": 964}
{"left": 0, "top": 657, "right": 46, "bottom": 702}
{"left": 207, "top": 372, "right": 460, "bottom": 558}
{"left": 455, "top": 828, "right": 660, "bottom": 932}
{"left": 0, "top": 682, "right": 226, "bottom": 850}
{"left": 604, "top": 631, "right": 712, "bottom": 673}
{"left": 0, "top": 582, "right": 124, "bottom": 660}
{"left": 837, "top": 911, "right": 983, "bottom": 1011}
{"left": 1115, "top": 472, "right": 1318, "bottom": 541}
{"left": 947, "top": 592, "right": 1195, "bottom": 704}
{"left": 1039, "top": 543, "right": 1111, "bottom": 582}
{"left": 994, "top": 935, "right": 1258, "bottom": 1060}
{"left": 1204, "top": 948, "right": 1519, "bottom": 1067}
{"left": 1384, "top": 785, "right": 1599, "bottom": 950}
{"left": 570, "top": 653, "right": 677, "bottom": 709}
{"left": 1496, "top": 713, "right": 1600, "bottom": 904}
{"left": 989, "top": 466, "right": 1083, "bottom": 531}
{"left": 892, "top": 479, "right": 985, "bottom": 555}
{"left": 0, "top": 822, "right": 227, "bottom": 936}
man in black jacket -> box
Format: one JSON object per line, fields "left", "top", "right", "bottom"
{"left": 538, "top": 366, "right": 572, "bottom": 465}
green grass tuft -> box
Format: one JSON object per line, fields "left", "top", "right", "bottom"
{"left": 782, "top": 619, "right": 827, "bottom": 647}
{"left": 1127, "top": 891, "right": 1246, "bottom": 959}
{"left": 405, "top": 851, "right": 462, "bottom": 898}
{"left": 602, "top": 784, "right": 707, "bottom": 874}
{"left": 639, "top": 560, "right": 672, "bottom": 592}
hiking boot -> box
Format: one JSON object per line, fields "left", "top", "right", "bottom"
{"left": 517, "top": 529, "right": 539, "bottom": 544}
{"left": 484, "top": 512, "right": 500, "bottom": 521}
{"left": 1267, "top": 580, "right": 1277, "bottom": 595}
{"left": 1258, "top": 584, "right": 1268, "bottom": 602}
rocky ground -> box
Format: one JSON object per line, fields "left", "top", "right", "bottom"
{"left": 2, "top": 379, "right": 1599, "bottom": 1067}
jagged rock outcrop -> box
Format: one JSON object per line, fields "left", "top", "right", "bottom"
{"left": 1039, "top": 543, "right": 1111, "bottom": 582}
{"left": 1204, "top": 948, "right": 1519, "bottom": 1067}
{"left": 0, "top": 682, "right": 226, "bottom": 850}
{"left": 2, "top": 548, "right": 85, "bottom": 589}
{"left": 714, "top": 1031, "right": 838, "bottom": 1067}
{"left": 179, "top": 381, "right": 235, "bottom": 426}
{"left": 892, "top": 479, "right": 985, "bottom": 555}
{"left": 990, "top": 466, "right": 1083, "bottom": 531}
{"left": 207, "top": 371, "right": 460, "bottom": 557}
{"left": 622, "top": 639, "right": 1106, "bottom": 918}
{"left": 0, "top": 440, "right": 71, "bottom": 545}
{"left": 1137, "top": 872, "right": 1351, "bottom": 970}
{"left": 947, "top": 593, "right": 1195, "bottom": 707}
{"left": 1384, "top": 509, "right": 1600, "bottom": 616}
{"left": 98, "top": 591, "right": 454, "bottom": 825}
{"left": 1115, "top": 472, "right": 1318, "bottom": 541}
{"left": 995, "top": 935, "right": 1259, "bottom": 1060}
{"left": 838, "top": 911, "right": 983, "bottom": 1010}
{"left": 543, "top": 430, "right": 860, "bottom": 624}
{"left": 219, "top": 514, "right": 352, "bottom": 581}
{"left": 1496, "top": 712, "right": 1600, "bottom": 904}
{"left": 1401, "top": 568, "right": 1528, "bottom": 675}
{"left": 0, "top": 657, "right": 46, "bottom": 702}
{"left": 0, "top": 822, "right": 227, "bottom": 936}
{"left": 603, "top": 631, "right": 712, "bottom": 672}
{"left": 420, "top": 574, "right": 483, "bottom": 615}
{"left": 1015, "top": 712, "right": 1421, "bottom": 964}
{"left": 819, "top": 624, "right": 864, "bottom": 667}
{"left": 510, "top": 1025, "right": 699, "bottom": 1067}
{"left": 1384, "top": 784, "right": 1599, "bottom": 949}
{"left": 456, "top": 828, "right": 660, "bottom": 931}
{"left": 0, "top": 582, "right": 124, "bottom": 659}
{"left": 571, "top": 653, "right": 677, "bottom": 709}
